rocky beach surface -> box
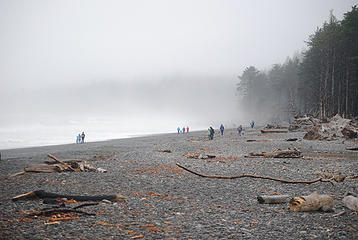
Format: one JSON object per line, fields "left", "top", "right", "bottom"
{"left": 0, "top": 127, "right": 357, "bottom": 239}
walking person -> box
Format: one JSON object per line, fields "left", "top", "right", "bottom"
{"left": 237, "top": 125, "right": 243, "bottom": 135}
{"left": 210, "top": 127, "right": 215, "bottom": 140}
{"left": 77, "top": 133, "right": 81, "bottom": 143}
{"left": 81, "top": 132, "right": 85, "bottom": 143}
{"left": 250, "top": 121, "right": 255, "bottom": 128}
{"left": 177, "top": 127, "right": 180, "bottom": 134}
{"left": 220, "top": 124, "right": 224, "bottom": 136}
{"left": 186, "top": 126, "right": 189, "bottom": 133}
{"left": 182, "top": 127, "right": 185, "bottom": 134}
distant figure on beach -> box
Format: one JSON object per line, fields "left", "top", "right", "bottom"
{"left": 237, "top": 125, "right": 243, "bottom": 135}
{"left": 220, "top": 124, "right": 224, "bottom": 136}
{"left": 81, "top": 132, "right": 85, "bottom": 143}
{"left": 208, "top": 127, "right": 215, "bottom": 140}
{"left": 250, "top": 121, "right": 255, "bottom": 128}
{"left": 177, "top": 127, "right": 180, "bottom": 134}
{"left": 76, "top": 133, "right": 81, "bottom": 144}
{"left": 186, "top": 126, "right": 189, "bottom": 133}
{"left": 182, "top": 127, "right": 185, "bottom": 133}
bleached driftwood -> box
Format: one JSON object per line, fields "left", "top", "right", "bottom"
{"left": 289, "top": 192, "right": 334, "bottom": 212}
{"left": 342, "top": 195, "right": 358, "bottom": 211}
{"left": 257, "top": 195, "right": 289, "bottom": 204}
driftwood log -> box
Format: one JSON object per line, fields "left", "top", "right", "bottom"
{"left": 261, "top": 129, "right": 288, "bottom": 134}
{"left": 12, "top": 190, "right": 125, "bottom": 202}
{"left": 289, "top": 192, "right": 334, "bottom": 212}
{"left": 346, "top": 147, "right": 358, "bottom": 151}
{"left": 247, "top": 148, "right": 302, "bottom": 158}
{"left": 176, "top": 164, "right": 327, "bottom": 184}
{"left": 257, "top": 195, "right": 289, "bottom": 204}
{"left": 342, "top": 195, "right": 358, "bottom": 211}
{"left": 286, "top": 138, "right": 298, "bottom": 142}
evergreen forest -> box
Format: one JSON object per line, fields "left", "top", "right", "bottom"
{"left": 237, "top": 6, "right": 358, "bottom": 123}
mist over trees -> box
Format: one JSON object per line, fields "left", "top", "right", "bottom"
{"left": 237, "top": 6, "right": 358, "bottom": 123}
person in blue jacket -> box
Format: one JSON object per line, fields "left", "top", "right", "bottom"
{"left": 177, "top": 127, "right": 180, "bottom": 134}
{"left": 220, "top": 124, "right": 225, "bottom": 136}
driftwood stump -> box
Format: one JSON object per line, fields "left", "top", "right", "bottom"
{"left": 289, "top": 192, "right": 334, "bottom": 212}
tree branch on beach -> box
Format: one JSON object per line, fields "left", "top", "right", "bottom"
{"left": 176, "top": 164, "right": 333, "bottom": 184}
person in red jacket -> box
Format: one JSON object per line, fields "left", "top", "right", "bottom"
{"left": 186, "top": 126, "right": 189, "bottom": 133}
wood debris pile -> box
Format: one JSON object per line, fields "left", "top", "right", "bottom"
{"left": 289, "top": 115, "right": 320, "bottom": 132}
{"left": 10, "top": 154, "right": 107, "bottom": 177}
{"left": 247, "top": 148, "right": 302, "bottom": 158}
{"left": 290, "top": 114, "right": 358, "bottom": 140}
{"left": 313, "top": 170, "right": 346, "bottom": 183}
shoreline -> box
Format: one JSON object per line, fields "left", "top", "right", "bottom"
{"left": 0, "top": 128, "right": 207, "bottom": 152}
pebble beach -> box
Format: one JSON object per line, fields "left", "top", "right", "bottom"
{"left": 0, "top": 127, "right": 357, "bottom": 239}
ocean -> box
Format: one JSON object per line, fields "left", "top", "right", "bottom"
{"left": 0, "top": 115, "right": 210, "bottom": 150}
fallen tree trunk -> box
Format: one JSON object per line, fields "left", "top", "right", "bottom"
{"left": 176, "top": 164, "right": 324, "bottom": 184}
{"left": 289, "top": 192, "right": 334, "bottom": 212}
{"left": 257, "top": 195, "right": 289, "bottom": 204}
{"left": 342, "top": 195, "right": 358, "bottom": 211}
{"left": 12, "top": 190, "right": 126, "bottom": 202}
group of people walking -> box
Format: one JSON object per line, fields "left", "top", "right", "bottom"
{"left": 207, "top": 121, "right": 254, "bottom": 140}
{"left": 177, "top": 126, "right": 189, "bottom": 134}
{"left": 76, "top": 132, "right": 85, "bottom": 144}
{"left": 176, "top": 121, "right": 255, "bottom": 140}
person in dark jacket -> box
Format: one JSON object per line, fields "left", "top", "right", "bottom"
{"left": 81, "top": 132, "right": 85, "bottom": 143}
{"left": 209, "top": 127, "right": 215, "bottom": 140}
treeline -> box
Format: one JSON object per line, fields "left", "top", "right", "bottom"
{"left": 237, "top": 6, "right": 358, "bottom": 122}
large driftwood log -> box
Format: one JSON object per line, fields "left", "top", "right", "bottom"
{"left": 289, "top": 192, "right": 334, "bottom": 212}
{"left": 257, "top": 195, "right": 289, "bottom": 204}
{"left": 176, "top": 164, "right": 324, "bottom": 184}
{"left": 342, "top": 195, "right": 358, "bottom": 211}
{"left": 12, "top": 190, "right": 126, "bottom": 202}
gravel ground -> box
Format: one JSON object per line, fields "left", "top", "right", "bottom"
{"left": 0, "top": 127, "right": 357, "bottom": 239}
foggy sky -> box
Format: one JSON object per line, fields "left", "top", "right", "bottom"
{"left": 1, "top": 0, "right": 356, "bottom": 90}
{"left": 0, "top": 0, "right": 357, "bottom": 134}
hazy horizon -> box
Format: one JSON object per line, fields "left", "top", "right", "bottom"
{"left": 0, "top": 0, "right": 356, "bottom": 149}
